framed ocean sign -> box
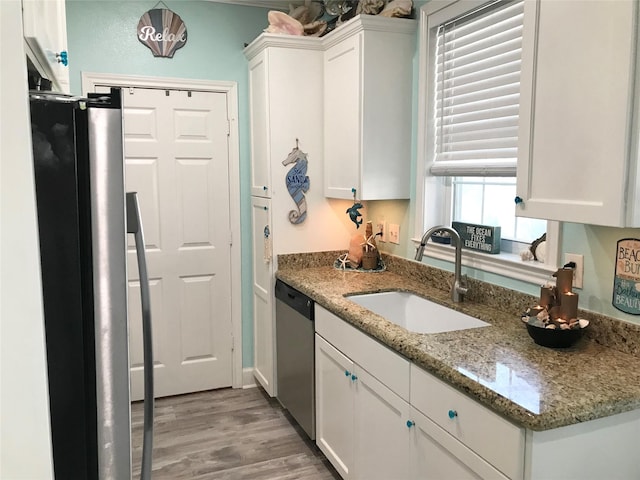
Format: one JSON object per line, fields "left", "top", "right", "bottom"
{"left": 613, "top": 238, "right": 640, "bottom": 315}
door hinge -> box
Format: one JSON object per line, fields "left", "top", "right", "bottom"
{"left": 229, "top": 230, "right": 233, "bottom": 246}
{"left": 227, "top": 119, "right": 231, "bottom": 136}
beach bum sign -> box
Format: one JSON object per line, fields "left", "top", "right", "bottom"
{"left": 613, "top": 238, "right": 640, "bottom": 315}
{"left": 138, "top": 7, "right": 187, "bottom": 58}
{"left": 452, "top": 221, "right": 501, "bottom": 254}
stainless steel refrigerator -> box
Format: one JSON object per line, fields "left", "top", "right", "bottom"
{"left": 29, "top": 88, "right": 154, "bottom": 480}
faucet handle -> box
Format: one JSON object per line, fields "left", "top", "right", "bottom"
{"left": 454, "top": 274, "right": 469, "bottom": 299}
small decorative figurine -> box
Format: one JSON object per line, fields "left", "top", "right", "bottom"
{"left": 346, "top": 188, "right": 363, "bottom": 228}
{"left": 346, "top": 202, "right": 363, "bottom": 228}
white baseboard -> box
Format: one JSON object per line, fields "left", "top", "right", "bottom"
{"left": 242, "top": 368, "right": 257, "bottom": 389}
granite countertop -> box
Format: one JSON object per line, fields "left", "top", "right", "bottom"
{"left": 276, "top": 252, "right": 640, "bottom": 431}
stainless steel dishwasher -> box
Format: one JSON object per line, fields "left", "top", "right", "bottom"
{"left": 275, "top": 279, "right": 315, "bottom": 439}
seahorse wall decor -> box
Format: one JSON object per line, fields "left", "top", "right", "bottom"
{"left": 282, "top": 143, "right": 310, "bottom": 224}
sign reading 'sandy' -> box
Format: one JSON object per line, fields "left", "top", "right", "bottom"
{"left": 613, "top": 238, "right": 640, "bottom": 315}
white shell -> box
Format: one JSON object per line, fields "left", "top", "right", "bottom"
{"left": 578, "top": 319, "right": 590, "bottom": 329}
{"left": 265, "top": 10, "right": 304, "bottom": 35}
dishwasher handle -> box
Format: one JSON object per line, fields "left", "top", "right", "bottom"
{"left": 275, "top": 279, "right": 314, "bottom": 320}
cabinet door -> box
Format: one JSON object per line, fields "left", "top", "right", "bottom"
{"left": 251, "top": 197, "right": 275, "bottom": 394}
{"left": 353, "top": 366, "right": 411, "bottom": 480}
{"left": 410, "top": 408, "right": 508, "bottom": 480}
{"left": 22, "top": 0, "right": 69, "bottom": 92}
{"left": 248, "top": 51, "right": 271, "bottom": 198}
{"left": 315, "top": 334, "right": 355, "bottom": 479}
{"left": 410, "top": 365, "right": 524, "bottom": 479}
{"left": 324, "top": 33, "right": 361, "bottom": 199}
{"left": 516, "top": 0, "right": 637, "bottom": 226}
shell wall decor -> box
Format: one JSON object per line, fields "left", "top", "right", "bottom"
{"left": 138, "top": 8, "right": 187, "bottom": 58}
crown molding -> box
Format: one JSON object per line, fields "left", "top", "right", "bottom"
{"left": 203, "top": 0, "right": 298, "bottom": 10}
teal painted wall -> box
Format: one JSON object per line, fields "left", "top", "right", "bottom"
{"left": 67, "top": 1, "right": 640, "bottom": 377}
{"left": 561, "top": 223, "right": 640, "bottom": 324}
{"left": 66, "top": 0, "right": 270, "bottom": 367}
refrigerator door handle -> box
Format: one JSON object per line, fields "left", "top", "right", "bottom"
{"left": 126, "top": 192, "right": 154, "bottom": 480}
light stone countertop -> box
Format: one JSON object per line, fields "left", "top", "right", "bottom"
{"left": 276, "top": 252, "right": 640, "bottom": 431}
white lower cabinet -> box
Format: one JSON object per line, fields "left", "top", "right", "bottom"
{"left": 315, "top": 304, "right": 412, "bottom": 480}
{"left": 353, "top": 365, "right": 411, "bottom": 480}
{"left": 315, "top": 305, "right": 523, "bottom": 480}
{"left": 410, "top": 407, "right": 507, "bottom": 480}
{"left": 314, "top": 306, "right": 640, "bottom": 479}
{"left": 315, "top": 334, "right": 355, "bottom": 479}
{"left": 251, "top": 197, "right": 275, "bottom": 395}
{"left": 410, "top": 366, "right": 524, "bottom": 479}
{"left": 315, "top": 334, "right": 412, "bottom": 480}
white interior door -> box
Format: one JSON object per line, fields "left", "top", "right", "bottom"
{"left": 122, "top": 87, "right": 233, "bottom": 399}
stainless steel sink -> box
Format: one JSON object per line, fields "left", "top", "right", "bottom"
{"left": 347, "top": 291, "right": 489, "bottom": 334}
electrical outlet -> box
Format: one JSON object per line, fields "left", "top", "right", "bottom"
{"left": 377, "top": 219, "right": 387, "bottom": 242}
{"left": 389, "top": 223, "right": 400, "bottom": 245}
{"left": 565, "top": 253, "right": 584, "bottom": 289}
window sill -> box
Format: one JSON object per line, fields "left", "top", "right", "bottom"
{"left": 410, "top": 238, "right": 558, "bottom": 286}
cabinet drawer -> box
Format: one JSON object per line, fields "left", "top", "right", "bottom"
{"left": 410, "top": 365, "right": 524, "bottom": 479}
{"left": 316, "top": 305, "right": 410, "bottom": 401}
{"left": 411, "top": 407, "right": 509, "bottom": 480}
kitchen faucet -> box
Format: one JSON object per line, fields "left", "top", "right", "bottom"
{"left": 415, "top": 226, "right": 468, "bottom": 302}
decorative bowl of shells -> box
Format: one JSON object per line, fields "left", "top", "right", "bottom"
{"left": 522, "top": 307, "right": 589, "bottom": 348}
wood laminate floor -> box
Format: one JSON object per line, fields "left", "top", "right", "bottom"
{"left": 131, "top": 387, "right": 341, "bottom": 480}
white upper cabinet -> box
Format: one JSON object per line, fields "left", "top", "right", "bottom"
{"left": 516, "top": 0, "right": 640, "bottom": 226}
{"left": 247, "top": 50, "right": 271, "bottom": 197}
{"left": 22, "top": 0, "right": 69, "bottom": 93}
{"left": 246, "top": 35, "right": 323, "bottom": 198}
{"left": 323, "top": 16, "right": 416, "bottom": 200}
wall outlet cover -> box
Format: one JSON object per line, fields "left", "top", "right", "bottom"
{"left": 378, "top": 220, "right": 388, "bottom": 242}
{"left": 389, "top": 223, "right": 400, "bottom": 245}
{"left": 565, "top": 253, "right": 584, "bottom": 289}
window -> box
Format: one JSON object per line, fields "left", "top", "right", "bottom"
{"left": 432, "top": 0, "right": 523, "bottom": 176}
{"left": 416, "top": 0, "right": 558, "bottom": 283}
{"left": 452, "top": 177, "right": 546, "bottom": 251}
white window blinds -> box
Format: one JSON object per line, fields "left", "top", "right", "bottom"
{"left": 431, "top": 0, "right": 524, "bottom": 177}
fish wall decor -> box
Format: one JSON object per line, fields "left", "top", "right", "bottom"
{"left": 346, "top": 202, "right": 363, "bottom": 228}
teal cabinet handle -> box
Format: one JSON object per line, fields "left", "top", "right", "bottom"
{"left": 448, "top": 409, "right": 458, "bottom": 419}
{"left": 56, "top": 51, "right": 68, "bottom": 66}
{"left": 406, "top": 420, "right": 415, "bottom": 428}
{"left": 351, "top": 374, "right": 357, "bottom": 381}
{"left": 345, "top": 370, "right": 350, "bottom": 377}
